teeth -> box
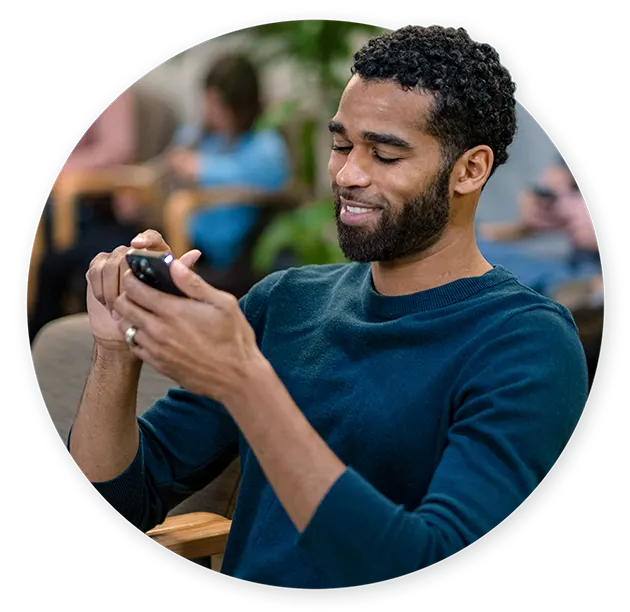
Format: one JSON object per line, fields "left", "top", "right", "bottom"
{"left": 347, "top": 205, "right": 373, "bottom": 214}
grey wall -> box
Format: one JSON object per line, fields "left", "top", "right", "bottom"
{"left": 478, "top": 102, "right": 561, "bottom": 223}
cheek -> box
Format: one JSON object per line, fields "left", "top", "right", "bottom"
{"left": 374, "top": 166, "right": 420, "bottom": 205}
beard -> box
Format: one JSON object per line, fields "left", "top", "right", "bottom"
{"left": 333, "top": 164, "right": 452, "bottom": 262}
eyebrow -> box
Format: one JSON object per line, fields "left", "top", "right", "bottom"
{"left": 328, "top": 120, "right": 413, "bottom": 151}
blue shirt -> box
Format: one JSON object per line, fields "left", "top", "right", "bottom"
{"left": 93, "top": 264, "right": 588, "bottom": 587}
{"left": 177, "top": 126, "right": 290, "bottom": 268}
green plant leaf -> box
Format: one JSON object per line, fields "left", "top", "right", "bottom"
{"left": 252, "top": 199, "right": 348, "bottom": 273}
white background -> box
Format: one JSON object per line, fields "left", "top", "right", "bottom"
{"left": 0, "top": 0, "right": 630, "bottom": 611}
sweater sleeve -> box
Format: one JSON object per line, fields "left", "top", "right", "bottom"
{"left": 89, "top": 271, "right": 286, "bottom": 531}
{"left": 298, "top": 306, "right": 589, "bottom": 586}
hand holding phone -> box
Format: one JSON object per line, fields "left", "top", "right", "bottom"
{"left": 126, "top": 249, "right": 186, "bottom": 297}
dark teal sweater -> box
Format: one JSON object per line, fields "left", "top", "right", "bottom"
{"left": 93, "top": 263, "right": 588, "bottom": 588}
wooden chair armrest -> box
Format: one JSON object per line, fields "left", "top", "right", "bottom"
{"left": 146, "top": 512, "right": 232, "bottom": 559}
{"left": 50, "top": 166, "right": 160, "bottom": 250}
{"left": 54, "top": 165, "right": 159, "bottom": 193}
{"left": 188, "top": 186, "right": 303, "bottom": 210}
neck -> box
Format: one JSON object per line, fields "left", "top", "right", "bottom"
{"left": 370, "top": 225, "right": 492, "bottom": 297}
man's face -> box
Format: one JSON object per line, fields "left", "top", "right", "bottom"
{"left": 329, "top": 76, "right": 452, "bottom": 262}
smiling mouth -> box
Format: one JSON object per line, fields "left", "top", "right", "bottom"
{"left": 340, "top": 197, "right": 383, "bottom": 212}
{"left": 345, "top": 204, "right": 378, "bottom": 214}
{"left": 339, "top": 198, "right": 383, "bottom": 226}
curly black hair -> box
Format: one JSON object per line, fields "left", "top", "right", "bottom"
{"left": 352, "top": 25, "right": 517, "bottom": 176}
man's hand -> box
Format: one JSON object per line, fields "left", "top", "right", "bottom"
{"left": 115, "top": 250, "right": 347, "bottom": 535}
{"left": 85, "top": 229, "right": 201, "bottom": 351}
{"left": 112, "top": 260, "right": 263, "bottom": 402}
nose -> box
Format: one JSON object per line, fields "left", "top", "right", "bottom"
{"left": 330, "top": 150, "right": 371, "bottom": 189}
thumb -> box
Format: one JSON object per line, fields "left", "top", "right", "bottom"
{"left": 179, "top": 249, "right": 202, "bottom": 269}
{"left": 170, "top": 258, "right": 221, "bottom": 303}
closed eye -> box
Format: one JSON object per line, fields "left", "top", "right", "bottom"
{"left": 373, "top": 152, "right": 400, "bottom": 165}
{"left": 331, "top": 143, "right": 401, "bottom": 165}
{"left": 331, "top": 144, "right": 352, "bottom": 153}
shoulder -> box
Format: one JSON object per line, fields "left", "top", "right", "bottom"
{"left": 458, "top": 281, "right": 588, "bottom": 403}
{"left": 498, "top": 273, "right": 579, "bottom": 335}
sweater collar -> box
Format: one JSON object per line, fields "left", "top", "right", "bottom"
{"left": 360, "top": 263, "right": 515, "bottom": 318}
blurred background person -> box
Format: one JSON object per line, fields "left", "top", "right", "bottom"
{"left": 28, "top": 22, "right": 602, "bottom": 389}
{"left": 29, "top": 89, "right": 140, "bottom": 343}
{"left": 156, "top": 53, "right": 291, "bottom": 271}
{"left": 29, "top": 54, "right": 291, "bottom": 343}
{"left": 478, "top": 158, "right": 601, "bottom": 302}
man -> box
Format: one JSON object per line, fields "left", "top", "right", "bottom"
{"left": 69, "top": 26, "right": 588, "bottom": 588}
{"left": 482, "top": 159, "right": 601, "bottom": 299}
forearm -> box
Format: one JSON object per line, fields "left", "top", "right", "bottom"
{"left": 482, "top": 220, "right": 534, "bottom": 241}
{"left": 223, "top": 356, "right": 346, "bottom": 533}
{"left": 70, "top": 345, "right": 142, "bottom": 483}
{"left": 221, "top": 357, "right": 459, "bottom": 586}
{"left": 504, "top": 220, "right": 535, "bottom": 238}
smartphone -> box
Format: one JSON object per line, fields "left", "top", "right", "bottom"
{"left": 126, "top": 249, "right": 186, "bottom": 297}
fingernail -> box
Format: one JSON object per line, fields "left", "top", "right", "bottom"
{"left": 131, "top": 235, "right": 144, "bottom": 245}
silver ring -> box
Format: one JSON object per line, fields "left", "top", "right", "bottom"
{"left": 125, "top": 326, "right": 139, "bottom": 348}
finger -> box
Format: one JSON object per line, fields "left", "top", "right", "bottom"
{"left": 117, "top": 319, "right": 168, "bottom": 373}
{"left": 102, "top": 246, "right": 128, "bottom": 312}
{"left": 121, "top": 269, "right": 177, "bottom": 315}
{"left": 115, "top": 315, "right": 147, "bottom": 352}
{"left": 119, "top": 247, "right": 131, "bottom": 297}
{"left": 86, "top": 252, "right": 108, "bottom": 306}
{"left": 179, "top": 249, "right": 202, "bottom": 269}
{"left": 169, "top": 259, "right": 231, "bottom": 305}
{"left": 114, "top": 292, "right": 163, "bottom": 335}
{"left": 130, "top": 229, "right": 169, "bottom": 252}
{"left": 128, "top": 339, "right": 166, "bottom": 375}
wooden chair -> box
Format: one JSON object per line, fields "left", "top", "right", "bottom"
{"left": 31, "top": 313, "right": 238, "bottom": 569}
{"left": 146, "top": 512, "right": 231, "bottom": 566}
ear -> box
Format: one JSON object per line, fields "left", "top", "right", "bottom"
{"left": 452, "top": 145, "right": 494, "bottom": 195}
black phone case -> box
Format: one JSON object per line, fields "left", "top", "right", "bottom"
{"left": 126, "top": 250, "right": 186, "bottom": 297}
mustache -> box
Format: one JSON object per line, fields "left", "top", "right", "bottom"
{"left": 332, "top": 184, "right": 386, "bottom": 208}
